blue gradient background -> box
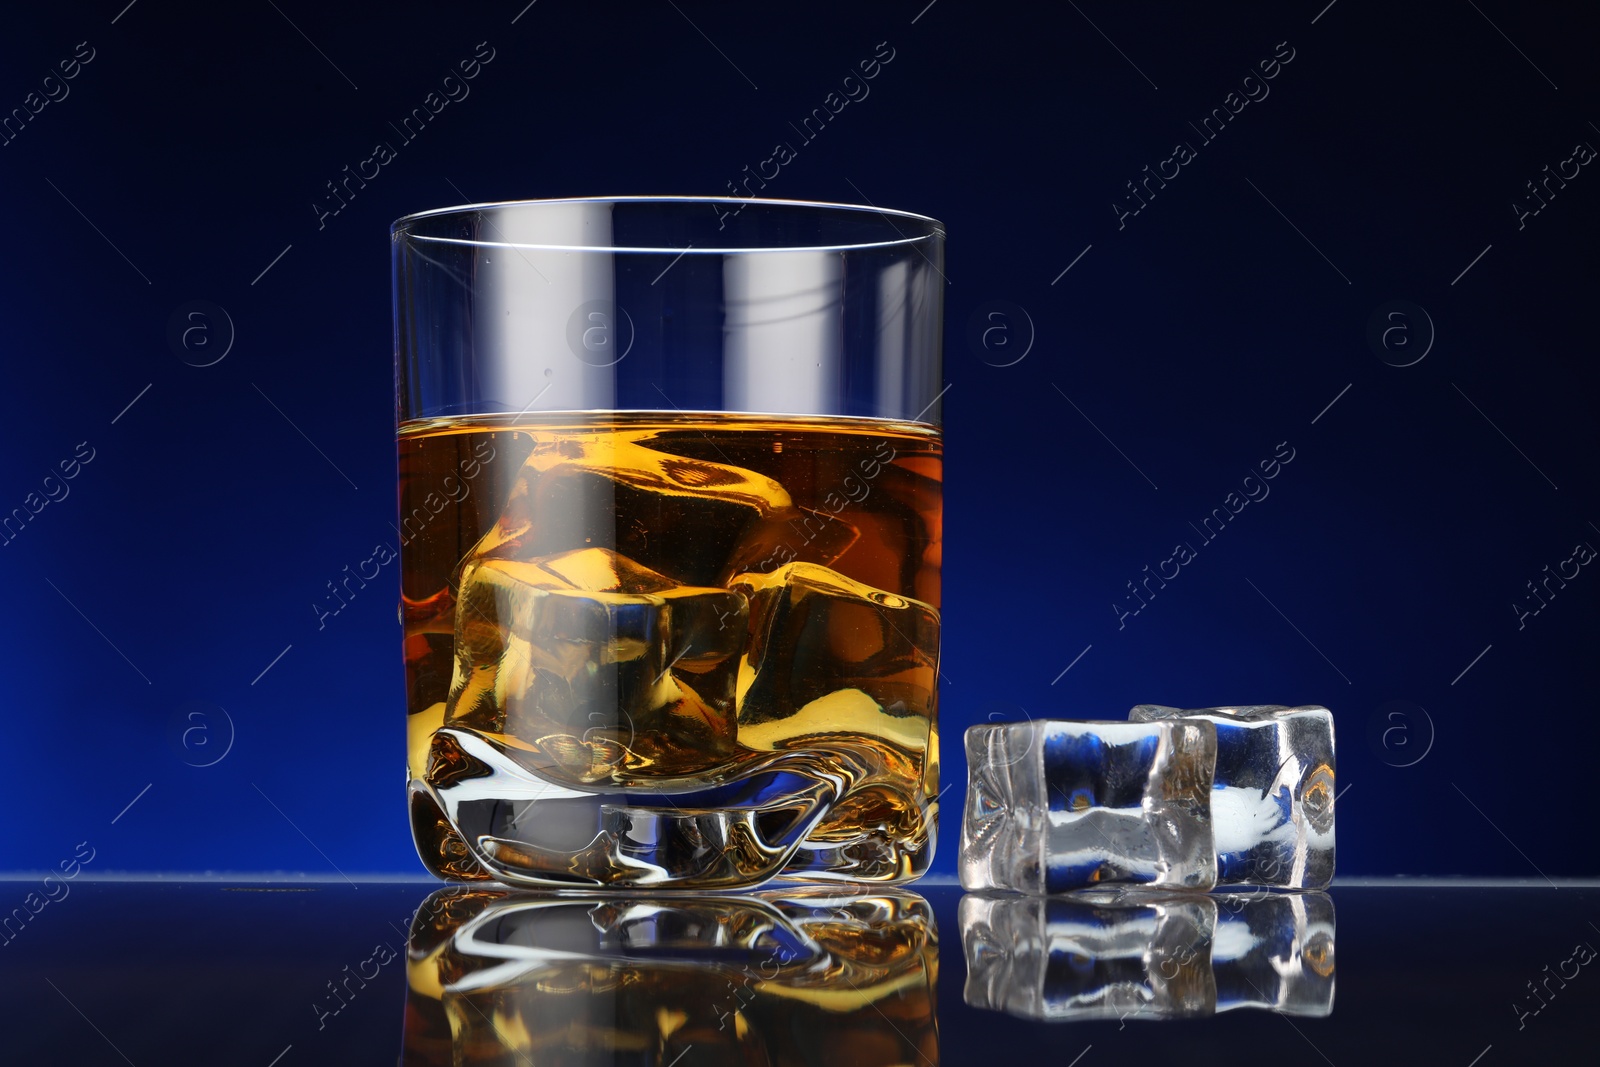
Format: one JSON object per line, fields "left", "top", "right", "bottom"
{"left": 2, "top": 0, "right": 1595, "bottom": 879}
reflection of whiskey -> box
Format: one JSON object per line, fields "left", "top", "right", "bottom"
{"left": 399, "top": 413, "right": 942, "bottom": 885}
{"left": 403, "top": 888, "right": 940, "bottom": 1067}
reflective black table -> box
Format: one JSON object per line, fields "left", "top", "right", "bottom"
{"left": 2, "top": 878, "right": 1592, "bottom": 1063}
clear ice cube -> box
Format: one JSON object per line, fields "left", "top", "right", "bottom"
{"left": 1129, "top": 704, "right": 1335, "bottom": 888}
{"left": 960, "top": 719, "right": 1217, "bottom": 893}
{"left": 470, "top": 432, "right": 817, "bottom": 587}
{"left": 731, "top": 561, "right": 939, "bottom": 736}
{"left": 729, "top": 561, "right": 940, "bottom": 878}
{"left": 714, "top": 506, "right": 862, "bottom": 583}
{"left": 447, "top": 547, "right": 746, "bottom": 783}
{"left": 960, "top": 889, "right": 1335, "bottom": 1022}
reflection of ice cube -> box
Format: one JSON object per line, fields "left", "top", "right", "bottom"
{"left": 961, "top": 890, "right": 1334, "bottom": 1022}
{"left": 1130, "top": 704, "right": 1335, "bottom": 888}
{"left": 447, "top": 547, "right": 746, "bottom": 783}
{"left": 960, "top": 720, "right": 1217, "bottom": 893}
{"left": 1212, "top": 890, "right": 1336, "bottom": 1016}
{"left": 960, "top": 893, "right": 1215, "bottom": 1022}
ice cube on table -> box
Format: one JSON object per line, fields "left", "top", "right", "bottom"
{"left": 446, "top": 547, "right": 746, "bottom": 783}
{"left": 960, "top": 719, "right": 1217, "bottom": 893}
{"left": 961, "top": 889, "right": 1335, "bottom": 1022}
{"left": 1129, "top": 704, "right": 1335, "bottom": 888}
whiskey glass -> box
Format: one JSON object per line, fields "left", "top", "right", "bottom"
{"left": 393, "top": 197, "right": 944, "bottom": 888}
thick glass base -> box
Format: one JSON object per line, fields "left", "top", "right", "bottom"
{"left": 408, "top": 736, "right": 937, "bottom": 889}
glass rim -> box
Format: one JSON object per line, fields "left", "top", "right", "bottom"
{"left": 390, "top": 195, "right": 944, "bottom": 254}
{"left": 397, "top": 408, "right": 945, "bottom": 435}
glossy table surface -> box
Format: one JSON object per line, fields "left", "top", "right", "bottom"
{"left": 1, "top": 877, "right": 1593, "bottom": 1064}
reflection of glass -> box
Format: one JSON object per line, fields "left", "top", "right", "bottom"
{"left": 403, "top": 886, "right": 939, "bottom": 1065}
{"left": 393, "top": 198, "right": 945, "bottom": 889}
{"left": 960, "top": 890, "right": 1334, "bottom": 1023}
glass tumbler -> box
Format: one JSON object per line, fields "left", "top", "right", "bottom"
{"left": 392, "top": 197, "right": 945, "bottom": 889}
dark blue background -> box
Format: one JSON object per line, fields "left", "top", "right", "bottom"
{"left": 2, "top": 0, "right": 1595, "bottom": 879}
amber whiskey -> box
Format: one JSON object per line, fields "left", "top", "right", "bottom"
{"left": 399, "top": 412, "right": 941, "bottom": 886}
